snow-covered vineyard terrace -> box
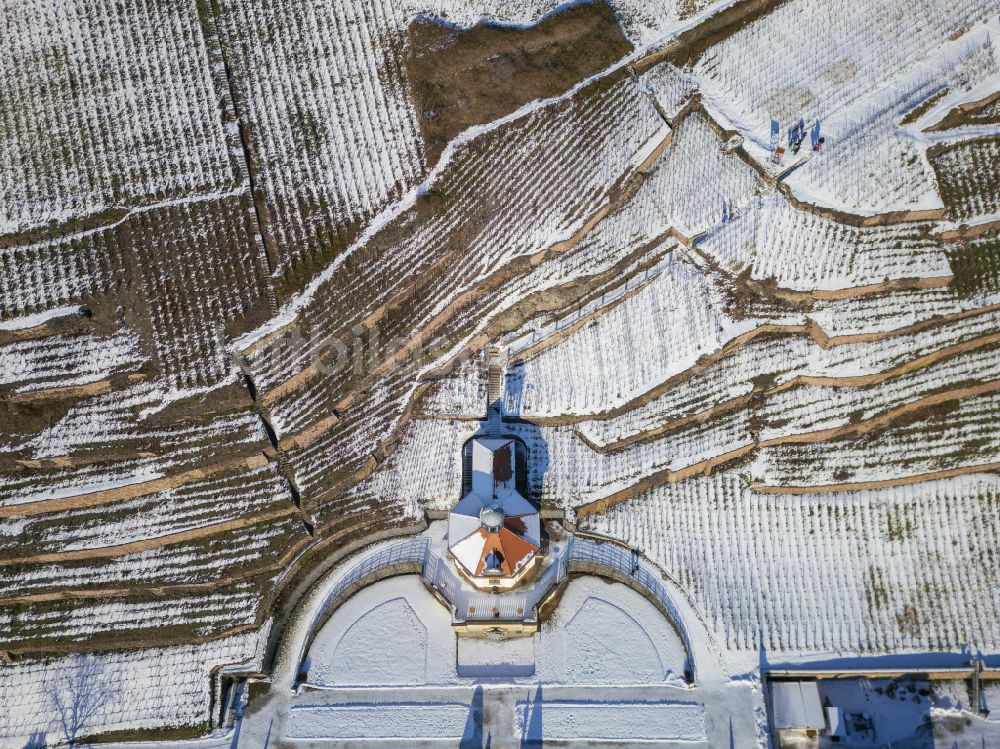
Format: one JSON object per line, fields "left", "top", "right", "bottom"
{"left": 1, "top": 0, "right": 1000, "bottom": 746}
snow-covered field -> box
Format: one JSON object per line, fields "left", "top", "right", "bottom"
{"left": 0, "top": 628, "right": 270, "bottom": 743}
{"left": 586, "top": 471, "right": 1000, "bottom": 652}
{"left": 1, "top": 0, "right": 998, "bottom": 744}
{"left": 693, "top": 0, "right": 998, "bottom": 214}
{"left": 0, "top": 0, "right": 240, "bottom": 237}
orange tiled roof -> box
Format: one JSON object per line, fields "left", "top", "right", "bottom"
{"left": 473, "top": 526, "right": 539, "bottom": 576}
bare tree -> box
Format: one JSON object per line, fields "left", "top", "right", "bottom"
{"left": 45, "top": 655, "right": 119, "bottom": 747}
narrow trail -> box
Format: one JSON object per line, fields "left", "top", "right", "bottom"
{"left": 7, "top": 380, "right": 115, "bottom": 403}
{"left": 748, "top": 274, "right": 954, "bottom": 303}
{"left": 576, "top": 443, "right": 756, "bottom": 518}
{"left": 499, "top": 236, "right": 684, "bottom": 363}
{"left": 412, "top": 231, "right": 676, "bottom": 385}
{"left": 686, "top": 219, "right": 954, "bottom": 303}
{"left": 755, "top": 377, "right": 1000, "bottom": 446}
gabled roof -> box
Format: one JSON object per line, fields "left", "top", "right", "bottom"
{"left": 471, "top": 438, "right": 516, "bottom": 499}
{"left": 771, "top": 682, "right": 825, "bottom": 730}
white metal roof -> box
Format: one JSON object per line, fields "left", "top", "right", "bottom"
{"left": 771, "top": 681, "right": 825, "bottom": 730}
{"left": 448, "top": 510, "right": 481, "bottom": 546}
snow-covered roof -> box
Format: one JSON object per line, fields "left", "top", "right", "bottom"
{"left": 448, "top": 437, "right": 541, "bottom": 579}
{"left": 771, "top": 681, "right": 825, "bottom": 730}
{"left": 471, "top": 438, "right": 515, "bottom": 499}
{"left": 452, "top": 487, "right": 537, "bottom": 527}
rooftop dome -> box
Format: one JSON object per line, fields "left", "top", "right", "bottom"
{"left": 480, "top": 506, "right": 505, "bottom": 532}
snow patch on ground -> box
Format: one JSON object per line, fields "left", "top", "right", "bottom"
{"left": 515, "top": 698, "right": 707, "bottom": 742}
{"left": 307, "top": 577, "right": 455, "bottom": 687}
{"left": 284, "top": 702, "right": 472, "bottom": 740}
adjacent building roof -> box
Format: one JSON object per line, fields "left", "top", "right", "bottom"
{"left": 771, "top": 681, "right": 825, "bottom": 730}
{"left": 471, "top": 438, "right": 515, "bottom": 499}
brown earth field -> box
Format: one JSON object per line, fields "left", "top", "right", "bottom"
{"left": 405, "top": 0, "right": 633, "bottom": 165}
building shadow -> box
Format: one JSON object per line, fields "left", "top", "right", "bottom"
{"left": 460, "top": 685, "right": 485, "bottom": 749}
{"left": 520, "top": 684, "right": 543, "bottom": 747}
{"left": 229, "top": 713, "right": 243, "bottom": 749}
{"left": 498, "top": 359, "right": 549, "bottom": 507}
{"left": 462, "top": 359, "right": 549, "bottom": 509}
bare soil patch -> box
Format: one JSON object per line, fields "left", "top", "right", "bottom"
{"left": 948, "top": 230, "right": 1000, "bottom": 298}
{"left": 928, "top": 136, "right": 1000, "bottom": 222}
{"left": 633, "top": 0, "right": 786, "bottom": 72}
{"left": 404, "top": 1, "right": 632, "bottom": 165}
{"left": 926, "top": 89, "right": 1000, "bottom": 131}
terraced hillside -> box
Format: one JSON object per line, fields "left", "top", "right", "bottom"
{"left": 1, "top": 0, "right": 998, "bottom": 743}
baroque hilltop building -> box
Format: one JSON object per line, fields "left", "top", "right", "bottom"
{"left": 447, "top": 346, "right": 543, "bottom": 591}
{"left": 447, "top": 436, "right": 541, "bottom": 589}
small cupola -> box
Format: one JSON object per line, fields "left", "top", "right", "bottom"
{"left": 480, "top": 505, "right": 505, "bottom": 533}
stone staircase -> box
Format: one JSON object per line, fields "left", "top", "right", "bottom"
{"left": 486, "top": 345, "right": 505, "bottom": 432}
